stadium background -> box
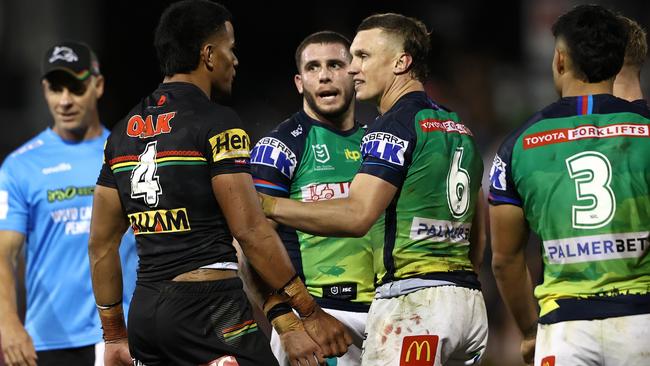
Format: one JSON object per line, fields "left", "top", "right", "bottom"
{"left": 0, "top": 0, "right": 647, "bottom": 365}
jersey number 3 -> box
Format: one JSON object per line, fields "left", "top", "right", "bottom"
{"left": 131, "top": 141, "right": 162, "bottom": 207}
{"left": 447, "top": 147, "right": 470, "bottom": 218}
{"left": 565, "top": 151, "right": 616, "bottom": 229}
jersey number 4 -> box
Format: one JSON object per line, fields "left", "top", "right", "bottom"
{"left": 565, "top": 151, "right": 616, "bottom": 229}
{"left": 447, "top": 147, "right": 470, "bottom": 218}
{"left": 130, "top": 141, "right": 162, "bottom": 207}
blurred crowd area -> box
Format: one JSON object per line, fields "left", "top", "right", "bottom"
{"left": 0, "top": 0, "right": 648, "bottom": 365}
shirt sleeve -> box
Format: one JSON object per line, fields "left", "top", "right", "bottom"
{"left": 357, "top": 114, "right": 416, "bottom": 188}
{"left": 97, "top": 133, "right": 117, "bottom": 188}
{"left": 202, "top": 107, "right": 251, "bottom": 177}
{"left": 250, "top": 129, "right": 300, "bottom": 198}
{"left": 488, "top": 136, "right": 522, "bottom": 206}
{"left": 0, "top": 159, "right": 29, "bottom": 233}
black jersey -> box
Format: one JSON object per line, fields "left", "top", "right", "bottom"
{"left": 98, "top": 82, "right": 251, "bottom": 281}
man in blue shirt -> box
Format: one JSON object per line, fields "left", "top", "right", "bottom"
{"left": 0, "top": 41, "right": 137, "bottom": 366}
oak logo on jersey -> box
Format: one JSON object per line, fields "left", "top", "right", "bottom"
{"left": 300, "top": 182, "right": 350, "bottom": 202}
{"left": 361, "top": 132, "right": 408, "bottom": 166}
{"left": 127, "top": 208, "right": 190, "bottom": 235}
{"left": 400, "top": 335, "right": 438, "bottom": 366}
{"left": 209, "top": 128, "right": 251, "bottom": 163}
{"left": 47, "top": 185, "right": 94, "bottom": 203}
{"left": 489, "top": 155, "right": 507, "bottom": 191}
{"left": 312, "top": 144, "right": 330, "bottom": 163}
{"left": 127, "top": 112, "right": 176, "bottom": 138}
{"left": 250, "top": 137, "right": 297, "bottom": 178}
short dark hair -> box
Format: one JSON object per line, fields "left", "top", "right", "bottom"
{"left": 357, "top": 13, "right": 430, "bottom": 82}
{"left": 551, "top": 4, "right": 628, "bottom": 83}
{"left": 619, "top": 16, "right": 647, "bottom": 68}
{"left": 154, "top": 0, "right": 232, "bottom": 76}
{"left": 295, "top": 31, "right": 351, "bottom": 71}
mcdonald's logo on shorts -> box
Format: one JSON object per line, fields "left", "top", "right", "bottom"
{"left": 541, "top": 356, "right": 555, "bottom": 366}
{"left": 399, "top": 335, "right": 439, "bottom": 366}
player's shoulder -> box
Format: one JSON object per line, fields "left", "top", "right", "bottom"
{"left": 267, "top": 111, "right": 313, "bottom": 141}
{"left": 5, "top": 129, "right": 52, "bottom": 161}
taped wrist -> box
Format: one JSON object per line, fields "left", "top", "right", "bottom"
{"left": 271, "top": 312, "right": 304, "bottom": 334}
{"left": 279, "top": 275, "right": 316, "bottom": 318}
{"left": 97, "top": 302, "right": 128, "bottom": 342}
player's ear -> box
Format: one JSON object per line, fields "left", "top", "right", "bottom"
{"left": 202, "top": 43, "right": 215, "bottom": 71}
{"left": 394, "top": 52, "right": 413, "bottom": 75}
{"left": 554, "top": 47, "right": 565, "bottom": 76}
{"left": 93, "top": 75, "right": 105, "bottom": 98}
{"left": 294, "top": 74, "right": 304, "bottom": 94}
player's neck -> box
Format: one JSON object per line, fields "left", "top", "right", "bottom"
{"left": 613, "top": 67, "right": 644, "bottom": 102}
{"left": 53, "top": 118, "right": 102, "bottom": 142}
{"left": 164, "top": 73, "right": 212, "bottom": 99}
{"left": 379, "top": 77, "right": 424, "bottom": 114}
{"left": 303, "top": 103, "right": 355, "bottom": 131}
{"left": 561, "top": 78, "right": 613, "bottom": 98}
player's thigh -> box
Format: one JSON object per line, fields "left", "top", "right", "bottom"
{"left": 362, "top": 286, "right": 487, "bottom": 366}
{"left": 602, "top": 313, "right": 650, "bottom": 366}
{"left": 535, "top": 320, "right": 601, "bottom": 366}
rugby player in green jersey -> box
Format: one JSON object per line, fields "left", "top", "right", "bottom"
{"left": 250, "top": 31, "right": 377, "bottom": 366}
{"left": 262, "top": 13, "right": 488, "bottom": 366}
{"left": 489, "top": 5, "right": 650, "bottom": 366}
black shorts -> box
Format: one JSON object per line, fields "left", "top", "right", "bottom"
{"left": 128, "top": 277, "right": 278, "bottom": 366}
{"left": 36, "top": 345, "right": 95, "bottom": 366}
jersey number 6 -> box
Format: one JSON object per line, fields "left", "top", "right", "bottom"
{"left": 447, "top": 147, "right": 471, "bottom": 218}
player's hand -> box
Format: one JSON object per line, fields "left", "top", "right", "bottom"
{"left": 104, "top": 339, "right": 132, "bottom": 366}
{"left": 302, "top": 306, "right": 352, "bottom": 358}
{"left": 0, "top": 318, "right": 37, "bottom": 366}
{"left": 258, "top": 193, "right": 276, "bottom": 217}
{"left": 280, "top": 329, "right": 326, "bottom": 366}
{"left": 520, "top": 334, "right": 536, "bottom": 365}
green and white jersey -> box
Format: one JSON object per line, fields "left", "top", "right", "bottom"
{"left": 357, "top": 91, "right": 483, "bottom": 288}
{"left": 489, "top": 95, "right": 650, "bottom": 323}
{"left": 251, "top": 110, "right": 380, "bottom": 311}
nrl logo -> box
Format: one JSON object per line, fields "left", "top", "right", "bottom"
{"left": 311, "top": 144, "right": 330, "bottom": 163}
{"left": 49, "top": 46, "right": 79, "bottom": 63}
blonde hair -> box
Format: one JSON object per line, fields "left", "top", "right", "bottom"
{"left": 620, "top": 16, "right": 648, "bottom": 67}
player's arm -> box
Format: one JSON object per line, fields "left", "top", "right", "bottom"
{"left": 468, "top": 189, "right": 487, "bottom": 272}
{"left": 0, "top": 230, "right": 37, "bottom": 366}
{"left": 88, "top": 185, "right": 132, "bottom": 365}
{"left": 213, "top": 172, "right": 351, "bottom": 360}
{"left": 489, "top": 204, "right": 538, "bottom": 363}
{"left": 263, "top": 173, "right": 397, "bottom": 237}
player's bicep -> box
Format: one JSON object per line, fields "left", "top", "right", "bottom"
{"left": 89, "top": 185, "right": 129, "bottom": 250}
{"left": 211, "top": 173, "right": 265, "bottom": 239}
{"left": 489, "top": 204, "right": 528, "bottom": 258}
{"left": 0, "top": 231, "right": 25, "bottom": 263}
{"left": 349, "top": 173, "right": 396, "bottom": 230}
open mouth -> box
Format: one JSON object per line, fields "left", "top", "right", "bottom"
{"left": 317, "top": 90, "right": 339, "bottom": 102}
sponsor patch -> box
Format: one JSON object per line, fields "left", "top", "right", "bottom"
{"left": 419, "top": 118, "right": 473, "bottom": 135}
{"left": 540, "top": 356, "right": 555, "bottom": 366}
{"left": 300, "top": 182, "right": 350, "bottom": 202}
{"left": 199, "top": 355, "right": 239, "bottom": 366}
{"left": 361, "top": 132, "right": 408, "bottom": 166}
{"left": 126, "top": 112, "right": 176, "bottom": 138}
{"left": 42, "top": 163, "right": 72, "bottom": 175}
{"left": 489, "top": 155, "right": 507, "bottom": 191}
{"left": 127, "top": 208, "right": 191, "bottom": 235}
{"left": 209, "top": 128, "right": 251, "bottom": 163}
{"left": 400, "top": 335, "right": 438, "bottom": 366}
{"left": 410, "top": 217, "right": 471, "bottom": 244}
{"left": 344, "top": 148, "right": 361, "bottom": 161}
{"left": 523, "top": 123, "right": 649, "bottom": 149}
{"left": 290, "top": 124, "right": 303, "bottom": 137}
{"left": 543, "top": 231, "right": 649, "bottom": 264}
{"left": 323, "top": 284, "right": 357, "bottom": 300}
{"left": 47, "top": 185, "right": 94, "bottom": 203}
{"left": 250, "top": 137, "right": 297, "bottom": 178}
{"left": 312, "top": 144, "right": 331, "bottom": 163}
{"left": 0, "top": 191, "right": 8, "bottom": 220}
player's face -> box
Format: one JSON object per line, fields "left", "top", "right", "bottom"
{"left": 42, "top": 72, "right": 103, "bottom": 135}
{"left": 211, "top": 21, "right": 238, "bottom": 96}
{"left": 349, "top": 29, "right": 399, "bottom": 104}
{"left": 295, "top": 43, "right": 354, "bottom": 120}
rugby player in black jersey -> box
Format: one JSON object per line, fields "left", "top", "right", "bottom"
{"left": 87, "top": 1, "right": 350, "bottom": 365}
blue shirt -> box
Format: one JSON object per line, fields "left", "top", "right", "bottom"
{"left": 0, "top": 128, "right": 137, "bottom": 351}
